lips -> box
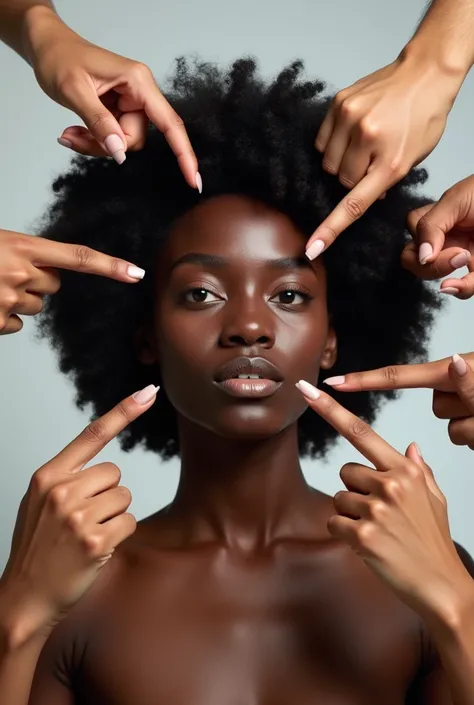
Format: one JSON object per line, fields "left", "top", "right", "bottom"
{"left": 214, "top": 356, "right": 283, "bottom": 399}
{"left": 214, "top": 356, "right": 283, "bottom": 383}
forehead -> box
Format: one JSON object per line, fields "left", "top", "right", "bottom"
{"left": 165, "top": 194, "right": 306, "bottom": 261}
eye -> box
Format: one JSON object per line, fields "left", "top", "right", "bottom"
{"left": 184, "top": 288, "right": 222, "bottom": 304}
{"left": 270, "top": 288, "right": 311, "bottom": 306}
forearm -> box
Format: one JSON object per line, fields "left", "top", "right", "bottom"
{"left": 404, "top": 0, "right": 474, "bottom": 79}
{"left": 426, "top": 581, "right": 474, "bottom": 704}
{"left": 0, "top": 579, "right": 55, "bottom": 705}
{"left": 0, "top": 1, "right": 57, "bottom": 61}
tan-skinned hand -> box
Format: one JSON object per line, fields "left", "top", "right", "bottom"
{"left": 0, "top": 384, "right": 158, "bottom": 643}
{"left": 401, "top": 175, "right": 474, "bottom": 299}
{"left": 295, "top": 379, "right": 472, "bottom": 622}
{"left": 323, "top": 353, "right": 474, "bottom": 450}
{"left": 306, "top": 54, "right": 459, "bottom": 261}
{"left": 0, "top": 229, "right": 146, "bottom": 335}
{"left": 27, "top": 8, "right": 200, "bottom": 189}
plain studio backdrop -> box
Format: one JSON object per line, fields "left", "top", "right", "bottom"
{"left": 0, "top": 0, "right": 473, "bottom": 571}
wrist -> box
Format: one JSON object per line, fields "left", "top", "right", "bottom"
{"left": 421, "top": 573, "right": 474, "bottom": 640}
{"left": 21, "top": 5, "right": 65, "bottom": 67}
{"left": 401, "top": 37, "right": 471, "bottom": 88}
{"left": 0, "top": 578, "right": 59, "bottom": 651}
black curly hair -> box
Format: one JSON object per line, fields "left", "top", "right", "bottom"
{"left": 37, "top": 57, "right": 440, "bottom": 460}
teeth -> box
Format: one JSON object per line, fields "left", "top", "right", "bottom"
{"left": 237, "top": 374, "right": 262, "bottom": 379}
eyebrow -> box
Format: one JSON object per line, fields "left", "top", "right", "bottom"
{"left": 170, "top": 253, "right": 311, "bottom": 272}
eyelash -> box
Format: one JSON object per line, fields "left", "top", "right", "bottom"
{"left": 182, "top": 283, "right": 313, "bottom": 307}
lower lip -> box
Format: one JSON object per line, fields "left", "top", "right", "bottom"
{"left": 215, "top": 378, "right": 282, "bottom": 398}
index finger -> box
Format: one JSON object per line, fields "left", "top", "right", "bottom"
{"left": 47, "top": 385, "right": 159, "bottom": 473}
{"left": 142, "top": 82, "right": 199, "bottom": 190}
{"left": 323, "top": 359, "right": 451, "bottom": 393}
{"left": 296, "top": 382, "right": 404, "bottom": 470}
{"left": 31, "top": 238, "right": 145, "bottom": 283}
{"left": 305, "top": 165, "right": 393, "bottom": 260}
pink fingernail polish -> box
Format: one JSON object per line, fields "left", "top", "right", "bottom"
{"left": 295, "top": 380, "right": 320, "bottom": 400}
{"left": 305, "top": 240, "right": 325, "bottom": 261}
{"left": 452, "top": 354, "right": 467, "bottom": 377}
{"left": 196, "top": 172, "right": 203, "bottom": 194}
{"left": 127, "top": 265, "right": 145, "bottom": 280}
{"left": 57, "top": 137, "right": 73, "bottom": 149}
{"left": 449, "top": 250, "right": 471, "bottom": 269}
{"left": 132, "top": 384, "right": 160, "bottom": 405}
{"left": 324, "top": 375, "right": 345, "bottom": 387}
{"left": 419, "top": 242, "right": 433, "bottom": 264}
{"left": 104, "top": 134, "right": 126, "bottom": 165}
{"left": 440, "top": 287, "right": 460, "bottom": 296}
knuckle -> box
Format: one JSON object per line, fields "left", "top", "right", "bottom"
{"left": 81, "top": 532, "right": 105, "bottom": 558}
{"left": 66, "top": 509, "right": 85, "bottom": 532}
{"left": 31, "top": 467, "right": 54, "bottom": 494}
{"left": 81, "top": 418, "right": 108, "bottom": 445}
{"left": 73, "top": 245, "right": 93, "bottom": 271}
{"left": 381, "top": 477, "right": 403, "bottom": 502}
{"left": 344, "top": 196, "right": 366, "bottom": 220}
{"left": 355, "top": 521, "right": 375, "bottom": 548}
{"left": 123, "top": 512, "right": 137, "bottom": 536}
{"left": 403, "top": 461, "right": 423, "bottom": 482}
{"left": 339, "top": 174, "right": 356, "bottom": 189}
{"left": 381, "top": 365, "right": 399, "bottom": 388}
{"left": 359, "top": 118, "right": 380, "bottom": 141}
{"left": 89, "top": 111, "right": 111, "bottom": 131}
{"left": 129, "top": 61, "right": 153, "bottom": 83}
{"left": 432, "top": 391, "right": 444, "bottom": 419}
{"left": 339, "top": 98, "right": 359, "bottom": 121}
{"left": 48, "top": 483, "right": 70, "bottom": 512}
{"left": 368, "top": 499, "right": 387, "bottom": 522}
{"left": 349, "top": 418, "right": 371, "bottom": 438}
{"left": 333, "top": 90, "right": 347, "bottom": 110}
{"left": 0, "top": 291, "right": 19, "bottom": 310}
{"left": 322, "top": 158, "right": 337, "bottom": 174}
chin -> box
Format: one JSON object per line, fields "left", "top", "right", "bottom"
{"left": 201, "top": 404, "right": 301, "bottom": 441}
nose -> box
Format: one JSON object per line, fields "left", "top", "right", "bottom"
{"left": 219, "top": 297, "right": 275, "bottom": 349}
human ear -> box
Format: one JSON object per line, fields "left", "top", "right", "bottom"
{"left": 320, "top": 325, "right": 337, "bottom": 370}
{"left": 135, "top": 324, "right": 159, "bottom": 365}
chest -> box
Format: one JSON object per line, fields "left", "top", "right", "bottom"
{"left": 73, "top": 575, "right": 422, "bottom": 705}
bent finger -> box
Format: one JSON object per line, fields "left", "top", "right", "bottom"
{"left": 401, "top": 242, "right": 471, "bottom": 280}
{"left": 448, "top": 417, "right": 474, "bottom": 447}
{"left": 0, "top": 314, "right": 23, "bottom": 335}
{"left": 305, "top": 164, "right": 393, "bottom": 260}
{"left": 440, "top": 267, "right": 474, "bottom": 300}
{"left": 432, "top": 390, "right": 472, "bottom": 420}
{"left": 449, "top": 354, "right": 474, "bottom": 413}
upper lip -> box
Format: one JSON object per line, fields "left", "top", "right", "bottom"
{"left": 214, "top": 356, "right": 283, "bottom": 383}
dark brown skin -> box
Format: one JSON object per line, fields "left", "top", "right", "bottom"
{"left": 28, "top": 195, "right": 471, "bottom": 704}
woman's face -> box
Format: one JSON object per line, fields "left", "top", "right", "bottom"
{"left": 145, "top": 194, "right": 336, "bottom": 440}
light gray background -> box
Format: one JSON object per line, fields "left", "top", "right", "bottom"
{"left": 0, "top": 0, "right": 473, "bottom": 570}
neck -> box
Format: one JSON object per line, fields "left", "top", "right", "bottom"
{"left": 168, "top": 419, "right": 317, "bottom": 551}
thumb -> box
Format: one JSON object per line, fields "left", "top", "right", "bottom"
{"left": 407, "top": 202, "right": 450, "bottom": 265}
{"left": 65, "top": 78, "right": 127, "bottom": 164}
{"left": 405, "top": 442, "right": 445, "bottom": 504}
{"left": 449, "top": 354, "right": 474, "bottom": 413}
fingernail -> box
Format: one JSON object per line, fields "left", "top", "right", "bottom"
{"left": 452, "top": 353, "right": 467, "bottom": 377}
{"left": 104, "top": 134, "right": 126, "bottom": 165}
{"left": 57, "top": 137, "right": 73, "bottom": 149}
{"left": 295, "top": 380, "right": 320, "bottom": 400}
{"left": 449, "top": 250, "right": 471, "bottom": 269}
{"left": 413, "top": 442, "right": 423, "bottom": 459}
{"left": 305, "top": 240, "right": 325, "bottom": 261}
{"left": 127, "top": 265, "right": 145, "bottom": 280}
{"left": 440, "top": 287, "right": 460, "bottom": 296}
{"left": 196, "top": 172, "right": 203, "bottom": 194}
{"left": 132, "top": 384, "right": 160, "bottom": 405}
{"left": 324, "top": 375, "right": 345, "bottom": 387}
{"left": 419, "top": 242, "right": 433, "bottom": 264}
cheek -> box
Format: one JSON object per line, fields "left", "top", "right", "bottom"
{"left": 155, "top": 308, "right": 217, "bottom": 381}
